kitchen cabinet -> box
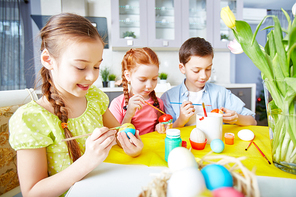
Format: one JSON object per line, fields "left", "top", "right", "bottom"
{"left": 212, "top": 0, "right": 243, "bottom": 49}
{"left": 111, "top": 0, "right": 148, "bottom": 48}
{"left": 182, "top": 0, "right": 243, "bottom": 49}
{"left": 181, "top": 0, "right": 214, "bottom": 45}
{"left": 146, "top": 0, "right": 182, "bottom": 48}
{"left": 111, "top": 0, "right": 243, "bottom": 50}
{"left": 111, "top": 0, "right": 182, "bottom": 50}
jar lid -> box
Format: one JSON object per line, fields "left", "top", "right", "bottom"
{"left": 166, "top": 129, "right": 180, "bottom": 138}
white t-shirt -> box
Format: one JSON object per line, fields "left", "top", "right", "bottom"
{"left": 186, "top": 89, "right": 205, "bottom": 126}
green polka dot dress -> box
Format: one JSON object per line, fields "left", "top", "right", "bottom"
{"left": 9, "top": 86, "right": 109, "bottom": 176}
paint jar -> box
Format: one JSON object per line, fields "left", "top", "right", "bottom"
{"left": 165, "top": 129, "right": 182, "bottom": 162}
{"left": 224, "top": 133, "right": 235, "bottom": 145}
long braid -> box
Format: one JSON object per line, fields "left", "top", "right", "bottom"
{"left": 40, "top": 67, "right": 81, "bottom": 162}
{"left": 121, "top": 49, "right": 133, "bottom": 109}
{"left": 150, "top": 90, "right": 160, "bottom": 108}
{"left": 38, "top": 13, "right": 103, "bottom": 162}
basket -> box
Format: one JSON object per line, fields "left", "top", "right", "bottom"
{"left": 139, "top": 151, "right": 260, "bottom": 197}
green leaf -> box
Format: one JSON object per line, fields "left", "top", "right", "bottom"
{"left": 285, "top": 78, "right": 296, "bottom": 92}
{"left": 261, "top": 25, "right": 274, "bottom": 31}
{"left": 233, "top": 21, "right": 273, "bottom": 80}
{"left": 281, "top": 28, "right": 288, "bottom": 34}
{"left": 267, "top": 30, "right": 276, "bottom": 59}
{"left": 287, "top": 43, "right": 296, "bottom": 77}
{"left": 251, "top": 15, "right": 271, "bottom": 45}
{"left": 281, "top": 8, "right": 291, "bottom": 33}
{"left": 288, "top": 25, "right": 296, "bottom": 77}
{"left": 272, "top": 16, "right": 289, "bottom": 77}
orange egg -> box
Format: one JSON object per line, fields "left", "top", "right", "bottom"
{"left": 211, "top": 109, "right": 223, "bottom": 114}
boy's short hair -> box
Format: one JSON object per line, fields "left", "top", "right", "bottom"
{"left": 179, "top": 37, "right": 213, "bottom": 65}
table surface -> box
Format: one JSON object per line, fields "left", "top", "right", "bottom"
{"left": 66, "top": 125, "right": 296, "bottom": 197}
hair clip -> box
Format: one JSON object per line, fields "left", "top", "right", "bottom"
{"left": 61, "top": 122, "right": 68, "bottom": 129}
{"left": 123, "top": 106, "right": 127, "bottom": 110}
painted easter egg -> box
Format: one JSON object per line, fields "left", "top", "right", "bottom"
{"left": 210, "top": 139, "right": 225, "bottom": 153}
{"left": 211, "top": 109, "right": 223, "bottom": 114}
{"left": 212, "top": 187, "right": 244, "bottom": 197}
{"left": 159, "top": 114, "right": 173, "bottom": 124}
{"left": 118, "top": 123, "right": 135, "bottom": 131}
{"left": 201, "top": 164, "right": 233, "bottom": 191}
{"left": 118, "top": 123, "right": 135, "bottom": 139}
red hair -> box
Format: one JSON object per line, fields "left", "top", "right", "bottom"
{"left": 121, "top": 47, "right": 160, "bottom": 108}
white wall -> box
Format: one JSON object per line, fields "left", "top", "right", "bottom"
{"left": 32, "top": 0, "right": 232, "bottom": 88}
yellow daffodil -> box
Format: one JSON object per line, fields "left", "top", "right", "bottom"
{"left": 220, "top": 6, "right": 236, "bottom": 29}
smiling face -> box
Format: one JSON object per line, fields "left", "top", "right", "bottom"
{"left": 42, "top": 38, "right": 104, "bottom": 99}
{"left": 179, "top": 55, "right": 213, "bottom": 92}
{"left": 124, "top": 63, "right": 159, "bottom": 100}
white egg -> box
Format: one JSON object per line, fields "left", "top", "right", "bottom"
{"left": 168, "top": 147, "right": 198, "bottom": 172}
{"left": 167, "top": 167, "right": 206, "bottom": 197}
{"left": 190, "top": 128, "right": 206, "bottom": 143}
{"left": 238, "top": 129, "right": 255, "bottom": 141}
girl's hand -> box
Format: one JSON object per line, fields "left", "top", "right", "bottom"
{"left": 155, "top": 123, "right": 166, "bottom": 134}
{"left": 221, "top": 107, "right": 238, "bottom": 124}
{"left": 117, "top": 130, "right": 143, "bottom": 157}
{"left": 126, "top": 94, "right": 145, "bottom": 116}
{"left": 84, "top": 127, "right": 116, "bottom": 168}
{"left": 179, "top": 101, "right": 195, "bottom": 124}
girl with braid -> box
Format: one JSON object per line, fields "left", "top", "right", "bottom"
{"left": 9, "top": 13, "right": 138, "bottom": 197}
{"left": 109, "top": 47, "right": 165, "bottom": 139}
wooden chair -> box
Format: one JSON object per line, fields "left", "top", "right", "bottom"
{"left": 0, "top": 88, "right": 38, "bottom": 197}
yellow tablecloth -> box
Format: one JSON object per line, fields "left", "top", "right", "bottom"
{"left": 105, "top": 125, "right": 296, "bottom": 179}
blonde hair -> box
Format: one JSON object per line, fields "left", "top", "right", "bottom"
{"left": 121, "top": 47, "right": 160, "bottom": 109}
{"left": 39, "top": 13, "right": 103, "bottom": 162}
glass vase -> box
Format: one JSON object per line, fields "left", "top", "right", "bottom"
{"left": 264, "top": 80, "right": 296, "bottom": 174}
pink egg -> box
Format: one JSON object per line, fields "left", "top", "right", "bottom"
{"left": 212, "top": 187, "right": 244, "bottom": 197}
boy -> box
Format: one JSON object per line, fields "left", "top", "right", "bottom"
{"left": 161, "top": 37, "right": 257, "bottom": 127}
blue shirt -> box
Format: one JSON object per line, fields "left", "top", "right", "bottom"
{"left": 160, "top": 79, "right": 255, "bottom": 123}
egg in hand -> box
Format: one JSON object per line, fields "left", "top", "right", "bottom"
{"left": 118, "top": 123, "right": 136, "bottom": 139}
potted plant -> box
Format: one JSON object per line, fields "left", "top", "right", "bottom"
{"left": 123, "top": 31, "right": 136, "bottom": 39}
{"left": 159, "top": 72, "right": 168, "bottom": 84}
{"left": 108, "top": 74, "right": 116, "bottom": 88}
{"left": 220, "top": 33, "right": 229, "bottom": 41}
{"left": 100, "top": 67, "right": 109, "bottom": 87}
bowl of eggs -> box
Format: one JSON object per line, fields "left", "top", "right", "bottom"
{"left": 139, "top": 148, "right": 259, "bottom": 197}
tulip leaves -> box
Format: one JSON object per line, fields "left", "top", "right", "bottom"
{"left": 222, "top": 5, "right": 296, "bottom": 167}
{"left": 232, "top": 20, "right": 273, "bottom": 80}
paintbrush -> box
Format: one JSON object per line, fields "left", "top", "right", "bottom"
{"left": 245, "top": 135, "right": 255, "bottom": 151}
{"left": 253, "top": 141, "right": 271, "bottom": 165}
{"left": 61, "top": 125, "right": 124, "bottom": 142}
{"left": 144, "top": 101, "right": 165, "bottom": 114}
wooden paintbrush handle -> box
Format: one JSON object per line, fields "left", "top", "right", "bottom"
{"left": 61, "top": 126, "right": 123, "bottom": 142}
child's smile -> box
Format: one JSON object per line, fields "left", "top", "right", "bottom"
{"left": 179, "top": 55, "right": 213, "bottom": 92}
